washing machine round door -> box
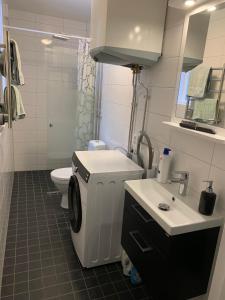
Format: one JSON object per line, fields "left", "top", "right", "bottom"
{"left": 68, "top": 175, "right": 82, "bottom": 233}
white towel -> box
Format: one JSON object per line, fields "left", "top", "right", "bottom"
{"left": 12, "top": 85, "right": 26, "bottom": 119}
{"left": 188, "top": 64, "right": 211, "bottom": 98}
{"left": 4, "top": 85, "right": 26, "bottom": 120}
{"left": 192, "top": 98, "right": 217, "bottom": 122}
{"left": 10, "top": 39, "right": 25, "bottom": 86}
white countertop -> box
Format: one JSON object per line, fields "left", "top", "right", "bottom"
{"left": 125, "top": 179, "right": 224, "bottom": 236}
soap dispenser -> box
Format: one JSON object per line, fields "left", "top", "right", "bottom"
{"left": 157, "top": 147, "right": 172, "bottom": 183}
{"left": 199, "top": 181, "right": 216, "bottom": 216}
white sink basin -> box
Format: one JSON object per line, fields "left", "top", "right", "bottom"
{"left": 125, "top": 179, "right": 223, "bottom": 235}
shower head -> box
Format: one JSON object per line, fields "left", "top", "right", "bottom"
{"left": 52, "top": 34, "right": 70, "bottom": 41}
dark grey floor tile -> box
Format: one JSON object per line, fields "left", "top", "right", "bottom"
{"left": 72, "top": 279, "right": 86, "bottom": 291}
{"left": 43, "top": 274, "right": 58, "bottom": 287}
{"left": 58, "top": 282, "right": 73, "bottom": 295}
{"left": 85, "top": 276, "right": 99, "bottom": 289}
{"left": 1, "top": 284, "right": 14, "bottom": 297}
{"left": 29, "top": 288, "right": 45, "bottom": 300}
{"left": 113, "top": 280, "right": 128, "bottom": 293}
{"left": 3, "top": 266, "right": 14, "bottom": 275}
{"left": 97, "top": 274, "right": 111, "bottom": 285}
{"left": 43, "top": 285, "right": 60, "bottom": 298}
{"left": 82, "top": 269, "right": 95, "bottom": 279}
{"left": 100, "top": 283, "right": 116, "bottom": 296}
{"left": 29, "top": 268, "right": 42, "bottom": 280}
{"left": 104, "top": 294, "right": 119, "bottom": 300}
{"left": 1, "top": 295, "right": 14, "bottom": 300}
{"left": 14, "top": 292, "right": 29, "bottom": 300}
{"left": 109, "top": 271, "right": 123, "bottom": 283}
{"left": 14, "top": 281, "right": 29, "bottom": 294}
{"left": 117, "top": 291, "right": 133, "bottom": 300}
{"left": 88, "top": 286, "right": 103, "bottom": 299}
{"left": 1, "top": 274, "right": 14, "bottom": 286}
{"left": 0, "top": 170, "right": 150, "bottom": 300}
{"left": 69, "top": 269, "right": 83, "bottom": 281}
{"left": 130, "top": 287, "right": 148, "bottom": 300}
{"left": 74, "top": 290, "right": 90, "bottom": 300}
{"left": 29, "top": 277, "right": 44, "bottom": 291}
{"left": 62, "top": 293, "right": 75, "bottom": 300}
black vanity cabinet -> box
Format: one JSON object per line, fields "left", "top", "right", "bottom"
{"left": 121, "top": 191, "right": 220, "bottom": 300}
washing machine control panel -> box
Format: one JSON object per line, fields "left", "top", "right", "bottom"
{"left": 72, "top": 153, "right": 90, "bottom": 183}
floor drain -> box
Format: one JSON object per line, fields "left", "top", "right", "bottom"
{"left": 158, "top": 203, "right": 170, "bottom": 211}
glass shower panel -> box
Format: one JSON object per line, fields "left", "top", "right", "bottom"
{"left": 8, "top": 27, "right": 84, "bottom": 171}
{"left": 46, "top": 38, "right": 79, "bottom": 169}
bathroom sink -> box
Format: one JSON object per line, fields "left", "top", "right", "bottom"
{"left": 125, "top": 179, "right": 223, "bottom": 235}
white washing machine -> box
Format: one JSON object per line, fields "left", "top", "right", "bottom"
{"left": 68, "top": 150, "right": 143, "bottom": 268}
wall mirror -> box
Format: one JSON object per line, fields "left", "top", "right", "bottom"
{"left": 175, "top": 2, "right": 225, "bottom": 128}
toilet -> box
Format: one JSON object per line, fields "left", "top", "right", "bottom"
{"left": 51, "top": 167, "right": 72, "bottom": 209}
{"left": 51, "top": 140, "right": 107, "bottom": 209}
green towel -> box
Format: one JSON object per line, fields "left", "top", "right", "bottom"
{"left": 192, "top": 98, "right": 217, "bottom": 122}
{"left": 188, "top": 64, "right": 211, "bottom": 98}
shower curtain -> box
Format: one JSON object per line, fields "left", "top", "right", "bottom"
{"left": 74, "top": 39, "right": 96, "bottom": 150}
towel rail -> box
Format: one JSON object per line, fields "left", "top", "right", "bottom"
{"left": 185, "top": 63, "right": 225, "bottom": 124}
{"left": 5, "top": 31, "right": 12, "bottom": 128}
{"left": 0, "top": 31, "right": 12, "bottom": 128}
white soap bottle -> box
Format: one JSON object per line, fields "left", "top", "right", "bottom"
{"left": 157, "top": 148, "right": 172, "bottom": 183}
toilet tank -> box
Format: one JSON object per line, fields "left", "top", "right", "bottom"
{"left": 90, "top": 0, "right": 168, "bottom": 67}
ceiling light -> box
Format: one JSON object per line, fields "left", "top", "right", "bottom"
{"left": 41, "top": 38, "right": 52, "bottom": 46}
{"left": 134, "top": 26, "right": 140, "bottom": 34}
{"left": 207, "top": 6, "right": 216, "bottom": 12}
{"left": 184, "top": 0, "right": 196, "bottom": 7}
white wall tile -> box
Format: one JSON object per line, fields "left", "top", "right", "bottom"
{"left": 165, "top": 6, "right": 185, "bottom": 29}
{"left": 146, "top": 113, "right": 171, "bottom": 145}
{"left": 22, "top": 64, "right": 37, "bottom": 80}
{"left": 100, "top": 100, "right": 131, "bottom": 150}
{"left": 9, "top": 18, "right": 37, "bottom": 30}
{"left": 170, "top": 131, "right": 215, "bottom": 163}
{"left": 207, "top": 17, "right": 225, "bottom": 40}
{"left": 149, "top": 87, "right": 175, "bottom": 117}
{"left": 102, "top": 84, "right": 132, "bottom": 106}
{"left": 162, "top": 24, "right": 183, "bottom": 58}
{"left": 209, "top": 166, "right": 225, "bottom": 211}
{"left": 171, "top": 150, "right": 211, "bottom": 194}
{"left": 102, "top": 64, "right": 132, "bottom": 86}
{"left": 212, "top": 144, "right": 225, "bottom": 171}
{"left": 204, "top": 37, "right": 225, "bottom": 58}
{"left": 150, "top": 57, "right": 179, "bottom": 87}
{"left": 9, "top": 9, "right": 37, "bottom": 22}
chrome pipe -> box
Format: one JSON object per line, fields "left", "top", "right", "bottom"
{"left": 127, "top": 65, "right": 141, "bottom": 158}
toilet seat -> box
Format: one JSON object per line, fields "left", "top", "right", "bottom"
{"left": 51, "top": 167, "right": 72, "bottom": 182}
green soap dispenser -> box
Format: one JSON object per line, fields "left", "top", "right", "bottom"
{"left": 199, "top": 181, "right": 216, "bottom": 216}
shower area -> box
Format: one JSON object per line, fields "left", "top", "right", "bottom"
{"left": 7, "top": 22, "right": 98, "bottom": 171}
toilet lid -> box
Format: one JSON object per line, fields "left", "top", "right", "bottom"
{"left": 51, "top": 168, "right": 72, "bottom": 181}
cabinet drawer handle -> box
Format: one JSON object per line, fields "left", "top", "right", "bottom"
{"left": 129, "top": 231, "right": 152, "bottom": 253}
{"left": 131, "top": 204, "right": 153, "bottom": 223}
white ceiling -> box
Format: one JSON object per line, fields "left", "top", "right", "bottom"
{"left": 5, "top": 0, "right": 213, "bottom": 22}
{"left": 5, "top": 0, "right": 91, "bottom": 22}
{"left": 169, "top": 0, "right": 210, "bottom": 9}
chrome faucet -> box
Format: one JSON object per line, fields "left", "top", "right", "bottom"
{"left": 171, "top": 171, "right": 189, "bottom": 196}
